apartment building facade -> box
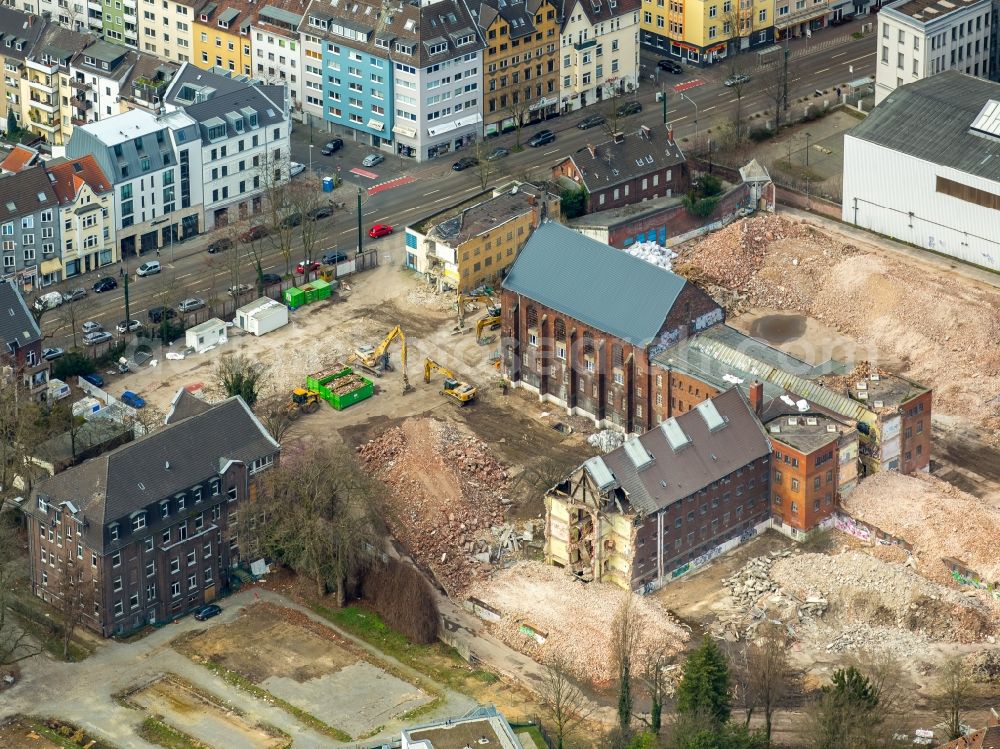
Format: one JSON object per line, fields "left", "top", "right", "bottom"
{"left": 66, "top": 107, "right": 203, "bottom": 257}
{"left": 501, "top": 222, "right": 724, "bottom": 434}
{"left": 559, "top": 0, "right": 640, "bottom": 112}
{"left": 473, "top": 0, "right": 561, "bottom": 135}
{"left": 47, "top": 155, "right": 115, "bottom": 279}
{"left": 21, "top": 392, "right": 280, "bottom": 637}
{"left": 19, "top": 23, "right": 91, "bottom": 144}
{"left": 0, "top": 6, "right": 47, "bottom": 132}
{"left": 875, "top": 0, "right": 992, "bottom": 104}
{"left": 249, "top": 0, "right": 303, "bottom": 115}
{"left": 391, "top": 0, "right": 483, "bottom": 160}
{"left": 135, "top": 0, "right": 195, "bottom": 63}
{"left": 163, "top": 63, "right": 290, "bottom": 229}
{"left": 193, "top": 0, "right": 253, "bottom": 76}
{"left": 640, "top": 0, "right": 773, "bottom": 64}
{"left": 0, "top": 278, "right": 48, "bottom": 400}
{"left": 68, "top": 39, "right": 136, "bottom": 123}
{"left": 0, "top": 165, "right": 60, "bottom": 289}
{"left": 545, "top": 388, "right": 772, "bottom": 591}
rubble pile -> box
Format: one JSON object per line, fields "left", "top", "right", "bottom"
{"left": 469, "top": 561, "right": 690, "bottom": 687}
{"left": 587, "top": 429, "right": 626, "bottom": 453}
{"left": 843, "top": 472, "right": 1000, "bottom": 587}
{"left": 328, "top": 374, "right": 367, "bottom": 395}
{"left": 357, "top": 418, "right": 512, "bottom": 595}
{"left": 967, "top": 649, "right": 1000, "bottom": 683}
{"left": 816, "top": 361, "right": 891, "bottom": 397}
{"left": 405, "top": 286, "right": 453, "bottom": 311}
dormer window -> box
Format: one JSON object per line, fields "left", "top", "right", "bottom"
{"left": 161, "top": 500, "right": 170, "bottom": 518}
{"left": 193, "top": 487, "right": 202, "bottom": 503}
{"left": 211, "top": 478, "right": 221, "bottom": 495}
{"left": 132, "top": 512, "right": 146, "bottom": 531}
{"left": 109, "top": 523, "right": 119, "bottom": 541}
{"left": 37, "top": 497, "right": 48, "bottom": 513}
{"left": 177, "top": 494, "right": 186, "bottom": 511}
{"left": 248, "top": 112, "right": 258, "bottom": 128}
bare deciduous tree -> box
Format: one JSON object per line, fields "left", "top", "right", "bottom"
{"left": 541, "top": 654, "right": 594, "bottom": 749}
{"left": 473, "top": 138, "right": 497, "bottom": 190}
{"left": 611, "top": 592, "right": 643, "bottom": 733}
{"left": 52, "top": 540, "right": 94, "bottom": 661}
{"left": 749, "top": 624, "right": 790, "bottom": 742}
{"left": 505, "top": 92, "right": 532, "bottom": 149}
{"left": 0, "top": 518, "right": 41, "bottom": 666}
{"left": 214, "top": 353, "right": 270, "bottom": 409}
{"left": 256, "top": 394, "right": 295, "bottom": 444}
{"left": 642, "top": 637, "right": 675, "bottom": 735}
{"left": 934, "top": 656, "right": 974, "bottom": 741}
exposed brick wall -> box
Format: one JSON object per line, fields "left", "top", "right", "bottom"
{"left": 770, "top": 439, "right": 839, "bottom": 532}
{"left": 774, "top": 186, "right": 842, "bottom": 220}
{"left": 553, "top": 157, "right": 690, "bottom": 214}
{"left": 899, "top": 390, "right": 932, "bottom": 474}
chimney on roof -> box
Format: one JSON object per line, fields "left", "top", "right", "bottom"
{"left": 612, "top": 130, "right": 624, "bottom": 144}
{"left": 749, "top": 380, "right": 763, "bottom": 417}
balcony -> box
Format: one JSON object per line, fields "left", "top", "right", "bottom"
{"left": 29, "top": 94, "right": 56, "bottom": 113}
{"left": 26, "top": 59, "right": 58, "bottom": 75}
{"left": 132, "top": 76, "right": 167, "bottom": 106}
{"left": 87, "top": 0, "right": 101, "bottom": 11}
{"left": 71, "top": 96, "right": 91, "bottom": 112}
{"left": 28, "top": 110, "right": 58, "bottom": 130}
{"left": 573, "top": 38, "right": 596, "bottom": 51}
{"left": 27, "top": 74, "right": 56, "bottom": 92}
{"left": 71, "top": 116, "right": 88, "bottom": 126}
{"left": 69, "top": 78, "right": 92, "bottom": 92}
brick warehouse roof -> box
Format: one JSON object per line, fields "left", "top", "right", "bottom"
{"left": 502, "top": 222, "right": 688, "bottom": 347}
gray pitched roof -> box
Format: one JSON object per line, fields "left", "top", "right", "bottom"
{"left": 0, "top": 278, "right": 41, "bottom": 350}
{"left": 165, "top": 388, "right": 214, "bottom": 423}
{"left": 569, "top": 127, "right": 686, "bottom": 192}
{"left": 502, "top": 222, "right": 689, "bottom": 347}
{"left": 31, "top": 396, "right": 279, "bottom": 551}
{"left": 417, "top": 0, "right": 484, "bottom": 67}
{"left": 593, "top": 387, "right": 771, "bottom": 515}
{"left": 848, "top": 71, "right": 1000, "bottom": 182}
{"left": 0, "top": 165, "right": 58, "bottom": 222}
{"left": 164, "top": 63, "right": 286, "bottom": 138}
{"left": 0, "top": 7, "right": 48, "bottom": 64}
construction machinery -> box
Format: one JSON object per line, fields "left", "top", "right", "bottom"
{"left": 288, "top": 388, "right": 322, "bottom": 418}
{"left": 456, "top": 292, "right": 500, "bottom": 328}
{"left": 476, "top": 314, "right": 501, "bottom": 344}
{"left": 424, "top": 357, "right": 477, "bottom": 404}
{"left": 347, "top": 325, "right": 411, "bottom": 392}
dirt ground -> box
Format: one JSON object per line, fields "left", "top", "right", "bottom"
{"left": 129, "top": 676, "right": 287, "bottom": 749}
{"left": 0, "top": 718, "right": 64, "bottom": 749}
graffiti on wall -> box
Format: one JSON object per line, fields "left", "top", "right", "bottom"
{"left": 950, "top": 570, "right": 1000, "bottom": 599}
{"left": 648, "top": 327, "right": 682, "bottom": 360}
{"left": 694, "top": 307, "right": 724, "bottom": 332}
{"left": 834, "top": 514, "right": 872, "bottom": 543}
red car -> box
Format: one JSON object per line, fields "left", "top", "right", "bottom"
{"left": 368, "top": 223, "right": 393, "bottom": 238}
{"left": 295, "top": 259, "right": 321, "bottom": 274}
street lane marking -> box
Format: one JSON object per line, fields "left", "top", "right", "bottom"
{"left": 728, "top": 98, "right": 739, "bottom": 103}
{"left": 832, "top": 52, "right": 847, "bottom": 58}
{"left": 177, "top": 273, "right": 192, "bottom": 279}
{"left": 433, "top": 196, "right": 451, "bottom": 203}
{"left": 703, "top": 105, "right": 717, "bottom": 112}
{"left": 717, "top": 90, "right": 731, "bottom": 97}
{"left": 542, "top": 148, "right": 559, "bottom": 155}
{"left": 363, "top": 210, "right": 376, "bottom": 216}
{"left": 425, "top": 189, "right": 440, "bottom": 195}
{"left": 845, "top": 53, "right": 875, "bottom": 63}
{"left": 670, "top": 115, "right": 689, "bottom": 123}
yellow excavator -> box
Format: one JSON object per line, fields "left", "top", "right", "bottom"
{"left": 424, "top": 357, "right": 477, "bottom": 404}
{"left": 287, "top": 388, "right": 322, "bottom": 418}
{"left": 347, "top": 325, "right": 412, "bottom": 392}
{"left": 476, "top": 314, "right": 501, "bottom": 344}
{"left": 456, "top": 292, "right": 501, "bottom": 328}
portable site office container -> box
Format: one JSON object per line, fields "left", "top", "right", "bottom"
{"left": 185, "top": 318, "right": 227, "bottom": 353}
{"left": 236, "top": 298, "right": 289, "bottom": 336}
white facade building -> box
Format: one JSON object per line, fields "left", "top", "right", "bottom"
{"left": 843, "top": 71, "right": 1000, "bottom": 272}
{"left": 250, "top": 1, "right": 304, "bottom": 118}
{"left": 163, "top": 64, "right": 290, "bottom": 230}
{"left": 558, "top": 0, "right": 641, "bottom": 112}
{"left": 875, "top": 0, "right": 992, "bottom": 104}
{"left": 391, "top": 0, "right": 484, "bottom": 161}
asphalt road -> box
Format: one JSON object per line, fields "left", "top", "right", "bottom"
{"left": 39, "top": 26, "right": 875, "bottom": 350}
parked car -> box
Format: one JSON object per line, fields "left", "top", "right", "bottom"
{"left": 368, "top": 223, "right": 393, "bottom": 238}
{"left": 280, "top": 211, "right": 303, "bottom": 228}
{"left": 62, "top": 287, "right": 87, "bottom": 303}
{"left": 321, "top": 138, "right": 343, "bottom": 155}
{"left": 120, "top": 390, "right": 146, "bottom": 409}
{"left": 307, "top": 205, "right": 334, "bottom": 220}
{"left": 724, "top": 72, "right": 751, "bottom": 87}
{"left": 207, "top": 238, "right": 232, "bottom": 254}
{"left": 657, "top": 58, "right": 684, "bottom": 73}
{"left": 527, "top": 129, "right": 556, "bottom": 147}
{"left": 147, "top": 306, "right": 176, "bottom": 324}
{"left": 616, "top": 101, "right": 643, "bottom": 117}
{"left": 93, "top": 276, "right": 118, "bottom": 293}
{"left": 322, "top": 250, "right": 348, "bottom": 265}
{"left": 361, "top": 153, "right": 385, "bottom": 167}
{"left": 42, "top": 347, "right": 64, "bottom": 361}
{"left": 487, "top": 147, "right": 510, "bottom": 161}
{"left": 33, "top": 291, "right": 64, "bottom": 311}
{"left": 452, "top": 156, "right": 479, "bottom": 171}
{"left": 260, "top": 273, "right": 282, "bottom": 286}
{"left": 228, "top": 283, "right": 252, "bottom": 296}
{"left": 81, "top": 321, "right": 103, "bottom": 334}
{"left": 577, "top": 114, "right": 606, "bottom": 130}
{"left": 239, "top": 224, "right": 269, "bottom": 242}
{"left": 194, "top": 604, "right": 222, "bottom": 621}
{"left": 178, "top": 297, "right": 206, "bottom": 313}
{"left": 289, "top": 161, "right": 306, "bottom": 177}
{"left": 81, "top": 373, "right": 104, "bottom": 388}
{"left": 136, "top": 261, "right": 161, "bottom": 277}
{"left": 83, "top": 331, "right": 113, "bottom": 346}
{"left": 830, "top": 12, "right": 854, "bottom": 24}
{"left": 117, "top": 319, "right": 142, "bottom": 333}
{"left": 295, "top": 259, "right": 321, "bottom": 274}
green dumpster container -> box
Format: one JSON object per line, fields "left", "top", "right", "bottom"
{"left": 311, "top": 279, "right": 332, "bottom": 301}
{"left": 301, "top": 283, "right": 318, "bottom": 304}
{"left": 305, "top": 367, "right": 373, "bottom": 410}
{"left": 284, "top": 286, "right": 305, "bottom": 309}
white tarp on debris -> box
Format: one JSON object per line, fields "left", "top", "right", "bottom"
{"left": 587, "top": 429, "right": 626, "bottom": 453}
{"left": 624, "top": 241, "right": 677, "bottom": 270}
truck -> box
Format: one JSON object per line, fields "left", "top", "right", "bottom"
{"left": 34, "top": 291, "right": 63, "bottom": 312}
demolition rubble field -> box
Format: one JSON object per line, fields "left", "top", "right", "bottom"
{"left": 468, "top": 561, "right": 690, "bottom": 687}
{"left": 358, "top": 417, "right": 514, "bottom": 596}
{"left": 673, "top": 213, "right": 1000, "bottom": 438}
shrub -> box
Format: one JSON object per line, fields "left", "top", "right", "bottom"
{"left": 361, "top": 559, "right": 439, "bottom": 644}
{"left": 682, "top": 194, "right": 721, "bottom": 217}
{"left": 52, "top": 351, "right": 95, "bottom": 380}
{"left": 748, "top": 127, "right": 773, "bottom": 143}
{"left": 560, "top": 186, "right": 588, "bottom": 219}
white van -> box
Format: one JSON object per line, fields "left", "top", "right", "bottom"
{"left": 34, "top": 291, "right": 63, "bottom": 311}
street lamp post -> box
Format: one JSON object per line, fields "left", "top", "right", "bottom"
{"left": 309, "top": 143, "right": 314, "bottom": 173}
{"left": 678, "top": 91, "right": 699, "bottom": 140}
{"left": 805, "top": 132, "right": 812, "bottom": 166}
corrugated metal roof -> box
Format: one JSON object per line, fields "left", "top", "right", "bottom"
{"left": 502, "top": 222, "right": 689, "bottom": 347}
{"left": 849, "top": 71, "right": 1000, "bottom": 182}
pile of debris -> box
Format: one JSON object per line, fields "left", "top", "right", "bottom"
{"left": 328, "top": 374, "right": 368, "bottom": 395}
{"left": 358, "top": 418, "right": 513, "bottom": 595}
{"left": 405, "top": 286, "right": 453, "bottom": 311}
{"left": 966, "top": 649, "right": 1000, "bottom": 683}
{"left": 843, "top": 472, "right": 1000, "bottom": 587}
{"left": 468, "top": 561, "right": 689, "bottom": 686}
{"left": 816, "top": 361, "right": 892, "bottom": 397}
{"left": 624, "top": 241, "right": 677, "bottom": 270}
{"left": 724, "top": 550, "right": 828, "bottom": 619}
{"left": 587, "top": 429, "right": 625, "bottom": 453}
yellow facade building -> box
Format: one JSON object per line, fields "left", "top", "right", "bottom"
{"left": 193, "top": 0, "right": 254, "bottom": 76}
{"left": 640, "top": 0, "right": 774, "bottom": 66}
